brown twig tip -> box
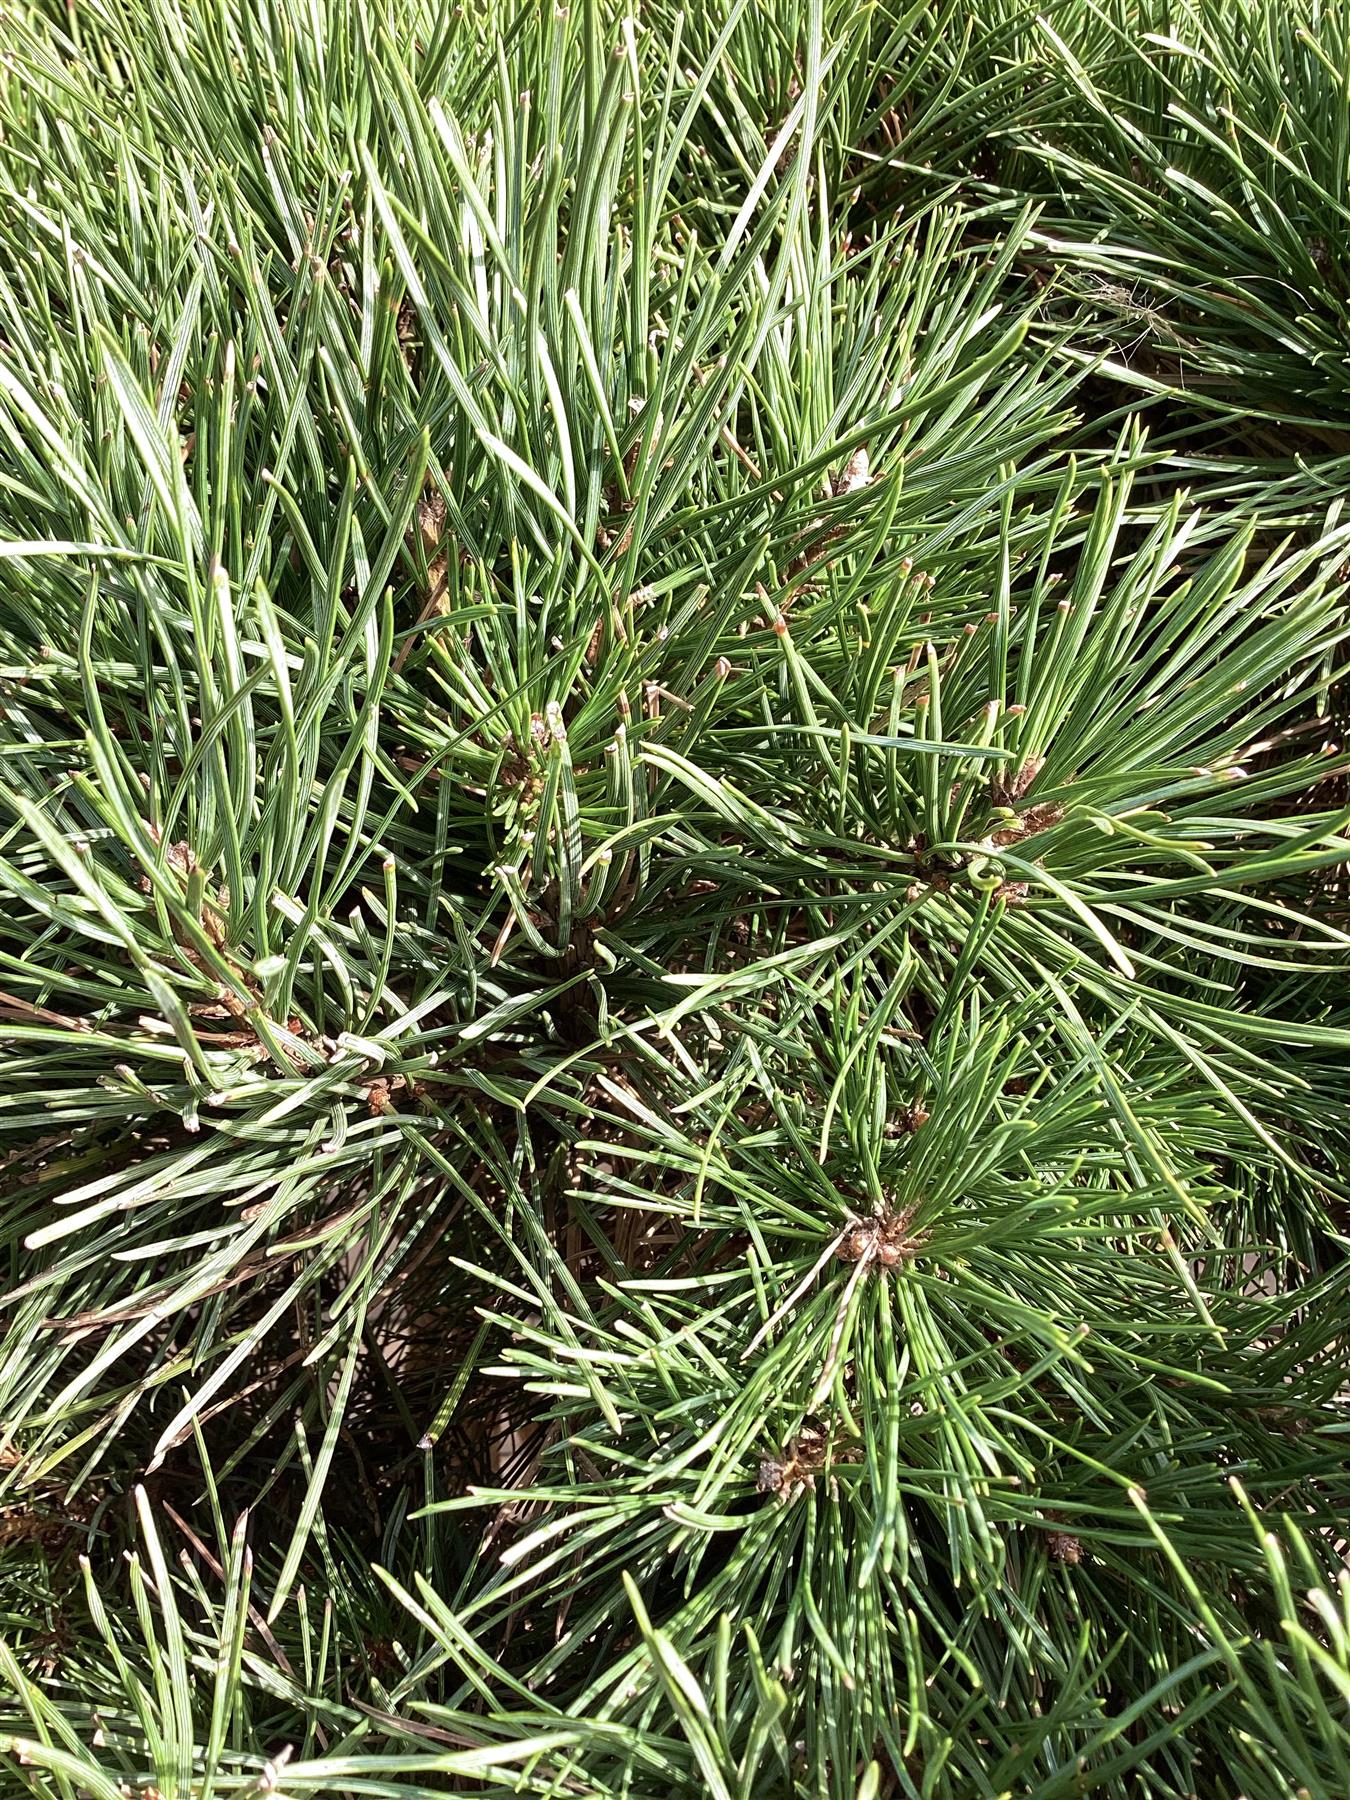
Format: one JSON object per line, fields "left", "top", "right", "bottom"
{"left": 1047, "top": 1529, "right": 1083, "bottom": 1565}
{"left": 988, "top": 757, "right": 1045, "bottom": 810}
{"left": 837, "top": 1204, "right": 924, "bottom": 1268}
{"left": 756, "top": 1420, "right": 860, "bottom": 1499}
{"left": 991, "top": 881, "right": 1031, "bottom": 906}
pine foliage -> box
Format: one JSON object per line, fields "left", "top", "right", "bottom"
{"left": 1, "top": 0, "right": 1348, "bottom": 1795}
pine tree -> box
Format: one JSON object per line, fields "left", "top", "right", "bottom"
{"left": 1, "top": 1, "right": 1348, "bottom": 1795}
